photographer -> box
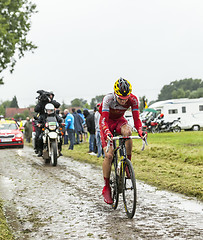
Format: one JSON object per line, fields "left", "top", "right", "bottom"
{"left": 34, "top": 90, "right": 60, "bottom": 114}
{"left": 34, "top": 90, "right": 61, "bottom": 156}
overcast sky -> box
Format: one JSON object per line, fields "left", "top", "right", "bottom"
{"left": 1, "top": 0, "right": 203, "bottom": 107}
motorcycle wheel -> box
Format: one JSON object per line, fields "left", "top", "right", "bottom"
{"left": 50, "top": 141, "right": 57, "bottom": 166}
{"left": 151, "top": 126, "right": 157, "bottom": 134}
{"left": 173, "top": 126, "right": 181, "bottom": 133}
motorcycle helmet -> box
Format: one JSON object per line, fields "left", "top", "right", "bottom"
{"left": 160, "top": 113, "right": 164, "bottom": 118}
{"left": 114, "top": 77, "right": 132, "bottom": 99}
{"left": 45, "top": 103, "right": 55, "bottom": 115}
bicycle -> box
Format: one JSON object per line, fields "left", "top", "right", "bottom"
{"left": 106, "top": 134, "right": 147, "bottom": 218}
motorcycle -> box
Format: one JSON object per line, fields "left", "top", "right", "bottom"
{"left": 155, "top": 117, "right": 181, "bottom": 133}
{"left": 142, "top": 116, "right": 158, "bottom": 133}
{"left": 42, "top": 115, "right": 63, "bottom": 166}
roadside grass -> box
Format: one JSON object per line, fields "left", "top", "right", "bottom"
{"left": 0, "top": 200, "right": 14, "bottom": 240}
{"left": 63, "top": 131, "right": 203, "bottom": 201}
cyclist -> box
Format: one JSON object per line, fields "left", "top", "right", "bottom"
{"left": 99, "top": 77, "right": 146, "bottom": 204}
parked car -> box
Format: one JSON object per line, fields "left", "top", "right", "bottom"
{"left": 0, "top": 120, "right": 24, "bottom": 148}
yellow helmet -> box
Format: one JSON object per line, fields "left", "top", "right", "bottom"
{"left": 114, "top": 77, "right": 132, "bottom": 99}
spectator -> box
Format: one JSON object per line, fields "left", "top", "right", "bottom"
{"left": 18, "top": 118, "right": 24, "bottom": 133}
{"left": 31, "top": 116, "right": 37, "bottom": 151}
{"left": 56, "top": 109, "right": 62, "bottom": 117}
{"left": 72, "top": 108, "right": 83, "bottom": 145}
{"left": 24, "top": 117, "right": 33, "bottom": 143}
{"left": 83, "top": 123, "right": 88, "bottom": 142}
{"left": 62, "top": 109, "right": 69, "bottom": 144}
{"left": 31, "top": 116, "right": 36, "bottom": 132}
{"left": 94, "top": 103, "right": 103, "bottom": 158}
{"left": 83, "top": 109, "right": 95, "bottom": 154}
{"left": 65, "top": 109, "right": 74, "bottom": 150}
{"left": 77, "top": 109, "right": 86, "bottom": 142}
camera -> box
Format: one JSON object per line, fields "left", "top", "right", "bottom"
{"left": 36, "top": 90, "right": 50, "bottom": 102}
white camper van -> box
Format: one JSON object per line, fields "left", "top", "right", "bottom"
{"left": 149, "top": 98, "right": 203, "bottom": 131}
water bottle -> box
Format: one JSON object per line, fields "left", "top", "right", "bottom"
{"left": 117, "top": 162, "right": 121, "bottom": 176}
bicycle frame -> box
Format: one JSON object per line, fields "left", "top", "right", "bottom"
{"left": 107, "top": 135, "right": 147, "bottom": 177}
{"left": 107, "top": 135, "right": 147, "bottom": 153}
{"left": 107, "top": 135, "right": 147, "bottom": 218}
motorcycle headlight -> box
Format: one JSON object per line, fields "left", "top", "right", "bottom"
{"left": 49, "top": 125, "right": 56, "bottom": 130}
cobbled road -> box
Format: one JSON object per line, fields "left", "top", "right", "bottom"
{"left": 0, "top": 146, "right": 202, "bottom": 240}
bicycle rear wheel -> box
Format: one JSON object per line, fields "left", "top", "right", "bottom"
{"left": 122, "top": 158, "right": 137, "bottom": 218}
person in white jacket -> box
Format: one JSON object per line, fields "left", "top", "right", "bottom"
{"left": 94, "top": 103, "right": 103, "bottom": 158}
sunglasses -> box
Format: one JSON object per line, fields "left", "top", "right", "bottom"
{"left": 116, "top": 95, "right": 129, "bottom": 101}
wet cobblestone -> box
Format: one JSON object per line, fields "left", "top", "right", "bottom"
{"left": 0, "top": 146, "right": 202, "bottom": 239}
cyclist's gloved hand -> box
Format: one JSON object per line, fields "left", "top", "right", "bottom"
{"left": 138, "top": 129, "right": 147, "bottom": 140}
{"left": 105, "top": 130, "right": 113, "bottom": 141}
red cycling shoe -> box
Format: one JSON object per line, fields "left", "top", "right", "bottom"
{"left": 102, "top": 185, "right": 113, "bottom": 204}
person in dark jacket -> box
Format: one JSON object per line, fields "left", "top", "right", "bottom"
{"left": 77, "top": 109, "right": 86, "bottom": 142}
{"left": 34, "top": 90, "right": 60, "bottom": 114}
{"left": 62, "top": 109, "right": 69, "bottom": 144}
{"left": 72, "top": 108, "right": 83, "bottom": 144}
{"left": 24, "top": 117, "right": 33, "bottom": 143}
{"left": 83, "top": 109, "right": 95, "bottom": 153}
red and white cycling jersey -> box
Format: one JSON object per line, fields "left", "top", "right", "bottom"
{"left": 99, "top": 93, "right": 142, "bottom": 141}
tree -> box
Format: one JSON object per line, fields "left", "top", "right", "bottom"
{"left": 0, "top": 104, "right": 5, "bottom": 116}
{"left": 71, "top": 98, "right": 87, "bottom": 108}
{"left": 0, "top": 99, "right": 12, "bottom": 115}
{"left": 0, "top": 98, "right": 17, "bottom": 115}
{"left": 60, "top": 100, "right": 69, "bottom": 112}
{"left": 90, "top": 95, "right": 105, "bottom": 109}
{"left": 189, "top": 88, "right": 203, "bottom": 98}
{"left": 0, "top": 0, "right": 37, "bottom": 84}
{"left": 171, "top": 88, "right": 185, "bottom": 99}
{"left": 10, "top": 96, "right": 19, "bottom": 108}
{"left": 158, "top": 78, "right": 203, "bottom": 100}
{"left": 0, "top": 100, "right": 11, "bottom": 109}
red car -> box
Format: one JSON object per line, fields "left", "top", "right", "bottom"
{"left": 0, "top": 120, "right": 24, "bottom": 148}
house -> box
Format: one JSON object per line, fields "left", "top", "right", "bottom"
{"left": 5, "top": 107, "right": 35, "bottom": 119}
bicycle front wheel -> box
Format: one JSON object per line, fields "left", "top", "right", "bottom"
{"left": 122, "top": 158, "right": 137, "bottom": 218}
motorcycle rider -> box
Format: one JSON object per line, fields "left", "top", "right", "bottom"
{"left": 37, "top": 103, "right": 63, "bottom": 156}
{"left": 34, "top": 90, "right": 61, "bottom": 156}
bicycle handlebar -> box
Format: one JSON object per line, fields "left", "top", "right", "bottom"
{"left": 106, "top": 136, "right": 147, "bottom": 153}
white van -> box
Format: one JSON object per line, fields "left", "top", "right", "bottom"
{"left": 149, "top": 98, "right": 203, "bottom": 131}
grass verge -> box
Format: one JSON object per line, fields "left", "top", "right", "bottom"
{"left": 0, "top": 200, "right": 14, "bottom": 240}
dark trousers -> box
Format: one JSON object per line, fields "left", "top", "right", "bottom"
{"left": 67, "top": 129, "right": 74, "bottom": 150}
{"left": 35, "top": 126, "right": 43, "bottom": 151}
{"left": 74, "top": 131, "right": 80, "bottom": 144}
{"left": 64, "top": 134, "right": 69, "bottom": 144}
